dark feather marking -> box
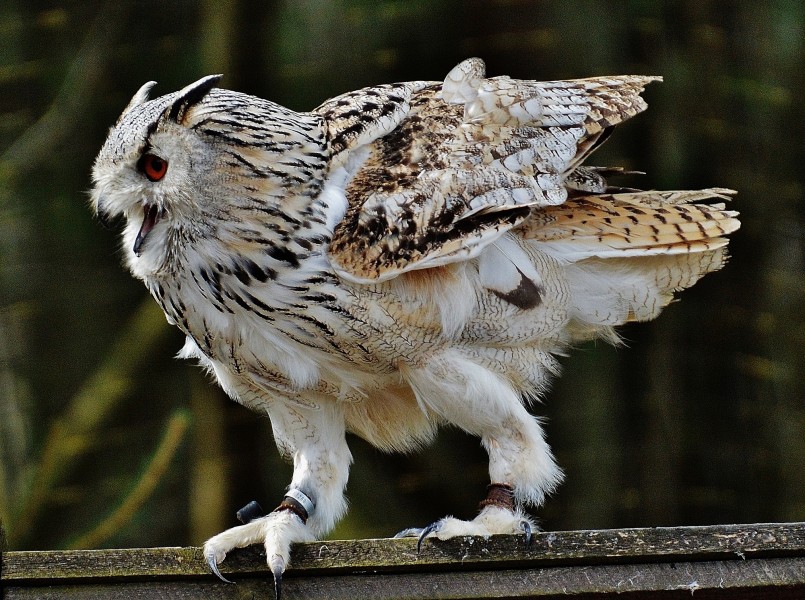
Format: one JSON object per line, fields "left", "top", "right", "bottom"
{"left": 243, "top": 291, "right": 275, "bottom": 315}
{"left": 225, "top": 289, "right": 273, "bottom": 321}
{"left": 491, "top": 268, "right": 543, "bottom": 310}
{"left": 266, "top": 245, "right": 302, "bottom": 267}
{"left": 168, "top": 75, "right": 222, "bottom": 123}
{"left": 246, "top": 259, "right": 274, "bottom": 282}
{"left": 255, "top": 206, "right": 302, "bottom": 227}
{"left": 283, "top": 310, "right": 336, "bottom": 337}
{"left": 301, "top": 292, "right": 337, "bottom": 303}
{"left": 194, "top": 269, "right": 231, "bottom": 312}
{"left": 274, "top": 309, "right": 349, "bottom": 355}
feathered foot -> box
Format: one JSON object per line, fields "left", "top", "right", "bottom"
{"left": 203, "top": 491, "right": 316, "bottom": 600}
{"left": 395, "top": 483, "right": 534, "bottom": 549}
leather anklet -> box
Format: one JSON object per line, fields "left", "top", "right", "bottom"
{"left": 478, "top": 482, "right": 515, "bottom": 511}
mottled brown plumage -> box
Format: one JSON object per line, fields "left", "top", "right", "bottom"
{"left": 91, "top": 58, "right": 738, "bottom": 596}
{"left": 327, "top": 60, "right": 665, "bottom": 282}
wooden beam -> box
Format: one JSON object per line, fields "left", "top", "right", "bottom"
{"left": 3, "top": 522, "right": 805, "bottom": 598}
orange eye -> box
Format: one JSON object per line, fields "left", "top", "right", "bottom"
{"left": 139, "top": 153, "right": 168, "bottom": 181}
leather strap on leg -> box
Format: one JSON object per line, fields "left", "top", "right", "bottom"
{"left": 478, "top": 482, "right": 515, "bottom": 511}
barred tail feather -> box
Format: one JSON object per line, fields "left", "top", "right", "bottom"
{"left": 522, "top": 188, "right": 739, "bottom": 337}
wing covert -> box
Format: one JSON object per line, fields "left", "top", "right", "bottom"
{"left": 326, "top": 58, "right": 661, "bottom": 283}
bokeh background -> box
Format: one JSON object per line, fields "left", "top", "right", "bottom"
{"left": 1, "top": 0, "right": 803, "bottom": 552}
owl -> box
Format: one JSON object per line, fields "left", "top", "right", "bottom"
{"left": 91, "top": 58, "right": 738, "bottom": 597}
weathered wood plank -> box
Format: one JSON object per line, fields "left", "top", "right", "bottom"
{"left": 4, "top": 558, "right": 805, "bottom": 599}
{"left": 5, "top": 522, "right": 805, "bottom": 580}
{"left": 3, "top": 522, "right": 805, "bottom": 598}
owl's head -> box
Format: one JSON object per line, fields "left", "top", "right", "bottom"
{"left": 91, "top": 76, "right": 226, "bottom": 273}
{"left": 91, "top": 76, "right": 327, "bottom": 278}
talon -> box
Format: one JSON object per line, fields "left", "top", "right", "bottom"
{"left": 273, "top": 571, "right": 282, "bottom": 600}
{"left": 394, "top": 527, "right": 422, "bottom": 539}
{"left": 520, "top": 520, "right": 533, "bottom": 548}
{"left": 204, "top": 547, "right": 234, "bottom": 584}
{"left": 417, "top": 521, "right": 440, "bottom": 553}
{"left": 269, "top": 555, "right": 285, "bottom": 600}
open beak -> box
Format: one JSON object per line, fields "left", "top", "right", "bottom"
{"left": 133, "top": 204, "right": 163, "bottom": 256}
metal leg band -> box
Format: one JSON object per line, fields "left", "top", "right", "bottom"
{"left": 273, "top": 488, "right": 315, "bottom": 523}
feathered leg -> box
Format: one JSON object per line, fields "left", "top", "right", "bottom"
{"left": 203, "top": 399, "right": 351, "bottom": 597}
{"left": 397, "top": 352, "right": 563, "bottom": 543}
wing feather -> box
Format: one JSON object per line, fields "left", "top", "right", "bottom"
{"left": 326, "top": 58, "right": 660, "bottom": 283}
{"left": 523, "top": 189, "right": 740, "bottom": 261}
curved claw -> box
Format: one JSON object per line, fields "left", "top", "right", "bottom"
{"left": 269, "top": 555, "right": 285, "bottom": 600}
{"left": 417, "top": 521, "right": 441, "bottom": 553}
{"left": 204, "top": 547, "right": 234, "bottom": 584}
{"left": 392, "top": 523, "right": 443, "bottom": 550}
{"left": 393, "top": 527, "right": 423, "bottom": 539}
{"left": 273, "top": 571, "right": 282, "bottom": 600}
{"left": 520, "top": 520, "right": 533, "bottom": 549}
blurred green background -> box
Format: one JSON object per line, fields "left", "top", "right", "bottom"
{"left": 1, "top": 0, "right": 803, "bottom": 551}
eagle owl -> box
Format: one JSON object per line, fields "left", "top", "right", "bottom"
{"left": 91, "top": 58, "right": 738, "bottom": 594}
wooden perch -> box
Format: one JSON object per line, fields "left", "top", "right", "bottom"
{"left": 3, "top": 522, "right": 805, "bottom": 598}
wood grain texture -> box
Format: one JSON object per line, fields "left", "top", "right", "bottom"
{"left": 3, "top": 523, "right": 805, "bottom": 598}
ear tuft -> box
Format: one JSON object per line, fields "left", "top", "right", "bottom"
{"left": 168, "top": 74, "right": 224, "bottom": 123}
{"left": 117, "top": 81, "right": 158, "bottom": 125}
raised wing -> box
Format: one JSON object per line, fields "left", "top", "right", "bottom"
{"left": 524, "top": 188, "right": 740, "bottom": 329}
{"left": 523, "top": 188, "right": 740, "bottom": 260}
{"left": 322, "top": 58, "right": 660, "bottom": 283}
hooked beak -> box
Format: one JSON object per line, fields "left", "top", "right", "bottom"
{"left": 133, "top": 204, "right": 163, "bottom": 256}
